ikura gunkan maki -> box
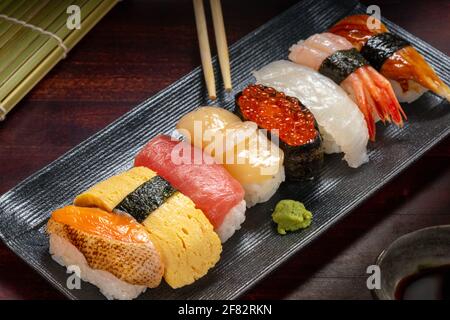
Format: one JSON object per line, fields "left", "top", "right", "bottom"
{"left": 235, "top": 84, "right": 323, "bottom": 180}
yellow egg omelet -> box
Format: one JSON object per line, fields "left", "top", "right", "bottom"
{"left": 142, "top": 192, "right": 222, "bottom": 289}
{"left": 74, "top": 167, "right": 155, "bottom": 211}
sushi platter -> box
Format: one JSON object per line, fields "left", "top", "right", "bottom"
{"left": 0, "top": 0, "right": 449, "bottom": 300}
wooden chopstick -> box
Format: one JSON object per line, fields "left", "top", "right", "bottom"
{"left": 210, "top": 0, "right": 232, "bottom": 92}
{"left": 193, "top": 0, "right": 216, "bottom": 100}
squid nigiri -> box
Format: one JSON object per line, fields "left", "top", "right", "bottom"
{"left": 289, "top": 32, "right": 406, "bottom": 141}
{"left": 253, "top": 60, "right": 369, "bottom": 168}
{"left": 329, "top": 14, "right": 450, "bottom": 103}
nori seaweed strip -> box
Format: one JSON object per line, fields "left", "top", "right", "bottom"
{"left": 115, "top": 176, "right": 176, "bottom": 222}
{"left": 278, "top": 137, "right": 323, "bottom": 181}
{"left": 361, "top": 32, "right": 410, "bottom": 71}
{"left": 318, "top": 48, "right": 368, "bottom": 84}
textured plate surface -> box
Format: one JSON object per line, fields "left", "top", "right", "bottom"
{"left": 0, "top": 0, "right": 449, "bottom": 300}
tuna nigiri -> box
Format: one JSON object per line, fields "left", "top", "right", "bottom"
{"left": 74, "top": 167, "right": 222, "bottom": 289}
{"left": 135, "top": 135, "right": 246, "bottom": 242}
{"left": 329, "top": 14, "right": 450, "bottom": 103}
{"left": 47, "top": 205, "right": 164, "bottom": 300}
{"left": 289, "top": 32, "right": 406, "bottom": 141}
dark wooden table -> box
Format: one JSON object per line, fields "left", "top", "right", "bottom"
{"left": 0, "top": 0, "right": 449, "bottom": 300}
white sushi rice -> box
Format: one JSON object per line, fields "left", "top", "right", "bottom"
{"left": 243, "top": 166, "right": 285, "bottom": 208}
{"left": 215, "top": 200, "right": 246, "bottom": 242}
{"left": 390, "top": 79, "right": 427, "bottom": 103}
{"left": 319, "top": 125, "right": 341, "bottom": 154}
{"left": 49, "top": 234, "right": 146, "bottom": 300}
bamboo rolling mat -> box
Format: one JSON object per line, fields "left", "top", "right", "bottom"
{"left": 0, "top": 0, "right": 119, "bottom": 121}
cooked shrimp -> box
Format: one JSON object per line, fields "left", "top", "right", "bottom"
{"left": 289, "top": 32, "right": 405, "bottom": 140}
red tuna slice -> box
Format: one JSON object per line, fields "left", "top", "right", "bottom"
{"left": 135, "top": 135, "right": 245, "bottom": 228}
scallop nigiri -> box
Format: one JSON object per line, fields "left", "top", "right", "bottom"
{"left": 177, "top": 106, "right": 285, "bottom": 207}
{"left": 289, "top": 32, "right": 406, "bottom": 141}
{"left": 253, "top": 60, "right": 369, "bottom": 168}
{"left": 329, "top": 14, "right": 450, "bottom": 103}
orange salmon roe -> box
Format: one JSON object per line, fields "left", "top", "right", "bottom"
{"left": 237, "top": 84, "right": 318, "bottom": 146}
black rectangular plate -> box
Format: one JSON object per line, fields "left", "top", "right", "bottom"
{"left": 0, "top": 0, "right": 449, "bottom": 300}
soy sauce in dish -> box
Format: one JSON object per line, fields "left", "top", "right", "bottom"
{"left": 395, "top": 265, "right": 450, "bottom": 300}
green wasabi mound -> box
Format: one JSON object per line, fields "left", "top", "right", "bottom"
{"left": 271, "top": 200, "right": 312, "bottom": 235}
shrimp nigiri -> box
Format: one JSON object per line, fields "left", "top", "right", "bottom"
{"left": 289, "top": 32, "right": 406, "bottom": 141}
{"left": 329, "top": 14, "right": 450, "bottom": 103}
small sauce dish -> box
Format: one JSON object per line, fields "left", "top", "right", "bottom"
{"left": 372, "top": 225, "right": 450, "bottom": 300}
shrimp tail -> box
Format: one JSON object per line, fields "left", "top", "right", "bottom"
{"left": 343, "top": 66, "right": 406, "bottom": 141}
{"left": 343, "top": 73, "right": 377, "bottom": 141}
{"left": 365, "top": 66, "right": 406, "bottom": 126}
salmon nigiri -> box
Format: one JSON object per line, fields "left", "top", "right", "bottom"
{"left": 329, "top": 14, "right": 450, "bottom": 103}
{"left": 47, "top": 205, "right": 163, "bottom": 300}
